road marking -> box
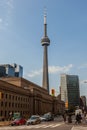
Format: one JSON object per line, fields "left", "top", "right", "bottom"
{"left": 71, "top": 126, "right": 74, "bottom": 130}
{"left": 35, "top": 124, "right": 46, "bottom": 128}
{"left": 0, "top": 123, "right": 63, "bottom": 129}
{"left": 71, "top": 126, "right": 87, "bottom": 130}
{"left": 51, "top": 124, "right": 61, "bottom": 128}
{"left": 43, "top": 124, "right": 54, "bottom": 128}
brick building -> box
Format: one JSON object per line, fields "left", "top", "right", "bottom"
{"left": 0, "top": 77, "right": 64, "bottom": 119}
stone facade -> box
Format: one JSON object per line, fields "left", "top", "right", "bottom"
{"left": 0, "top": 77, "right": 64, "bottom": 119}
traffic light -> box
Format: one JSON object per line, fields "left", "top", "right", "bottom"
{"left": 51, "top": 89, "right": 55, "bottom": 96}
{"left": 65, "top": 101, "right": 68, "bottom": 109}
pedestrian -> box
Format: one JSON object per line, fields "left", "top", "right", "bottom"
{"left": 78, "top": 112, "right": 82, "bottom": 123}
{"left": 75, "top": 113, "right": 79, "bottom": 124}
{"left": 68, "top": 115, "right": 72, "bottom": 123}
{"left": 82, "top": 112, "right": 86, "bottom": 124}
{"left": 62, "top": 113, "right": 67, "bottom": 123}
{"left": 75, "top": 112, "right": 82, "bottom": 124}
{"left": 9, "top": 112, "right": 12, "bottom": 121}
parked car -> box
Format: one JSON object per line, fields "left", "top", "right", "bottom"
{"left": 40, "top": 116, "right": 47, "bottom": 121}
{"left": 41, "top": 112, "right": 54, "bottom": 121}
{"left": 26, "top": 115, "right": 41, "bottom": 125}
{"left": 11, "top": 117, "right": 26, "bottom": 126}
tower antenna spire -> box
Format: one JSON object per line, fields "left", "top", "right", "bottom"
{"left": 44, "top": 7, "right": 47, "bottom": 15}
{"left": 44, "top": 7, "right": 47, "bottom": 24}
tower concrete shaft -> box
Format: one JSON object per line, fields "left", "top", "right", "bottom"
{"left": 43, "top": 45, "right": 49, "bottom": 92}
{"left": 41, "top": 13, "right": 50, "bottom": 93}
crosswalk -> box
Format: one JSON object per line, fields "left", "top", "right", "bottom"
{"left": 0, "top": 123, "right": 64, "bottom": 129}
{"left": 71, "top": 126, "right": 87, "bottom": 130}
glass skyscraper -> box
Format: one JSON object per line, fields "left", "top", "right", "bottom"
{"left": 60, "top": 74, "right": 80, "bottom": 109}
{"left": 0, "top": 63, "right": 23, "bottom": 77}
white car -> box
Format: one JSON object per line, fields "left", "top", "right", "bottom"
{"left": 26, "top": 115, "right": 41, "bottom": 125}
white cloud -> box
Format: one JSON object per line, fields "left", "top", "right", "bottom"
{"left": 78, "top": 64, "right": 87, "bottom": 69}
{"left": 49, "top": 64, "right": 73, "bottom": 74}
{"left": 27, "top": 64, "right": 73, "bottom": 78}
{"left": 0, "top": 18, "right": 3, "bottom": 23}
{"left": 80, "top": 80, "right": 87, "bottom": 85}
{"left": 0, "top": 0, "right": 14, "bottom": 30}
{"left": 0, "top": 18, "right": 4, "bottom": 30}
{"left": 28, "top": 69, "right": 42, "bottom": 78}
{"left": 7, "top": 0, "right": 14, "bottom": 9}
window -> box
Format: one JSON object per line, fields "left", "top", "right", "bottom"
{"left": 9, "top": 95, "right": 11, "bottom": 99}
{"left": 5, "top": 94, "right": 8, "bottom": 99}
{"left": 0, "top": 92, "right": 4, "bottom": 99}
{"left": 16, "top": 96, "right": 17, "bottom": 100}
{"left": 5, "top": 102, "right": 7, "bottom": 107}
{"left": 9, "top": 102, "right": 11, "bottom": 107}
{"left": 1, "top": 93, "right": 4, "bottom": 99}
{"left": 12, "top": 96, "right": 14, "bottom": 100}
{"left": 1, "top": 111, "right": 3, "bottom": 116}
{"left": 1, "top": 101, "right": 3, "bottom": 106}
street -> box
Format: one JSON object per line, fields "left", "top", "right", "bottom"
{"left": 0, "top": 122, "right": 73, "bottom": 130}
{"left": 0, "top": 116, "right": 87, "bottom": 130}
{"left": 0, "top": 123, "right": 86, "bottom": 130}
{"left": 0, "top": 121, "right": 87, "bottom": 130}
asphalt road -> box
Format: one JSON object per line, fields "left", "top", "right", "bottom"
{"left": 0, "top": 122, "right": 87, "bottom": 130}
{"left": 0, "top": 116, "right": 87, "bottom": 130}
{"left": 0, "top": 122, "right": 73, "bottom": 130}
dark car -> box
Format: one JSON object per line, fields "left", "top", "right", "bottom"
{"left": 41, "top": 112, "right": 54, "bottom": 121}
{"left": 11, "top": 117, "right": 26, "bottom": 126}
{"left": 26, "top": 115, "right": 41, "bottom": 125}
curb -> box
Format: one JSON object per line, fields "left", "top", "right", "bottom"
{"left": 0, "top": 121, "right": 11, "bottom": 126}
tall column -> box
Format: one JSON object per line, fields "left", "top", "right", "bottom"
{"left": 43, "top": 45, "right": 49, "bottom": 92}
{"left": 41, "top": 13, "right": 50, "bottom": 93}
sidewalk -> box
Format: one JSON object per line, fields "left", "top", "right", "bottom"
{"left": 72, "top": 125, "right": 87, "bottom": 130}
{"left": 56, "top": 115, "right": 87, "bottom": 130}
{"left": 68, "top": 116, "right": 87, "bottom": 130}
{"left": 0, "top": 121, "right": 11, "bottom": 126}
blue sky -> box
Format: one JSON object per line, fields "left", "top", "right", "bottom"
{"left": 0, "top": 0, "right": 87, "bottom": 97}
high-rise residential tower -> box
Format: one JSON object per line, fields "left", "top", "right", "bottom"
{"left": 60, "top": 74, "right": 80, "bottom": 109}
{"left": 41, "top": 12, "right": 50, "bottom": 93}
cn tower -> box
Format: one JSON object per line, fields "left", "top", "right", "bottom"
{"left": 41, "top": 12, "right": 50, "bottom": 93}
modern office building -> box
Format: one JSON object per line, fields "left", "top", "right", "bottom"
{"left": 0, "top": 66, "right": 6, "bottom": 77}
{"left": 0, "top": 64, "right": 23, "bottom": 78}
{"left": 60, "top": 74, "right": 80, "bottom": 109}
{"left": 11, "top": 64, "right": 23, "bottom": 77}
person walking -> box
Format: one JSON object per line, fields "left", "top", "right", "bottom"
{"left": 62, "top": 113, "right": 67, "bottom": 123}
{"left": 75, "top": 112, "right": 82, "bottom": 124}
{"left": 82, "top": 111, "right": 86, "bottom": 124}
{"left": 68, "top": 115, "right": 72, "bottom": 123}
